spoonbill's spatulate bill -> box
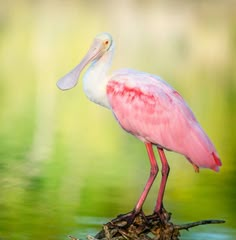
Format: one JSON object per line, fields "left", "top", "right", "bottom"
{"left": 57, "top": 32, "right": 222, "bottom": 221}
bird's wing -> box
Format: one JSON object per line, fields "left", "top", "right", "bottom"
{"left": 106, "top": 70, "right": 221, "bottom": 171}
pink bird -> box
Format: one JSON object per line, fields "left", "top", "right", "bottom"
{"left": 57, "top": 32, "right": 222, "bottom": 223}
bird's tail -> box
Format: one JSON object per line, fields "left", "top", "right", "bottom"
{"left": 211, "top": 152, "right": 222, "bottom": 172}
{"left": 185, "top": 124, "right": 222, "bottom": 172}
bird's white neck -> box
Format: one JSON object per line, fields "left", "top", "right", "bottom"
{"left": 82, "top": 47, "right": 114, "bottom": 109}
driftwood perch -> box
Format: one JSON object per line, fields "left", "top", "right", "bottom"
{"left": 69, "top": 210, "right": 225, "bottom": 240}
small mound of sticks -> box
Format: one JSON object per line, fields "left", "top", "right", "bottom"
{"left": 69, "top": 211, "right": 225, "bottom": 240}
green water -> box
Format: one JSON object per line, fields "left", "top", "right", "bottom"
{"left": 0, "top": 1, "right": 235, "bottom": 239}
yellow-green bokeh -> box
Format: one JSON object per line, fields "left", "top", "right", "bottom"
{"left": 0, "top": 1, "right": 235, "bottom": 239}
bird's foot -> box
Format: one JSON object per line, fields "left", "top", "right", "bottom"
{"left": 147, "top": 207, "right": 172, "bottom": 225}
{"left": 94, "top": 210, "right": 147, "bottom": 239}
{"left": 145, "top": 208, "right": 176, "bottom": 238}
{"left": 109, "top": 209, "right": 146, "bottom": 228}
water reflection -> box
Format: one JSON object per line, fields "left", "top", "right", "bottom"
{"left": 182, "top": 229, "right": 236, "bottom": 240}
{"left": 0, "top": 1, "right": 235, "bottom": 239}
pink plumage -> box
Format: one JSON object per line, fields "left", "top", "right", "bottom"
{"left": 57, "top": 33, "right": 222, "bottom": 222}
{"left": 107, "top": 69, "right": 221, "bottom": 172}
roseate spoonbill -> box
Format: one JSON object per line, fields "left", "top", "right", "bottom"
{"left": 57, "top": 32, "right": 222, "bottom": 223}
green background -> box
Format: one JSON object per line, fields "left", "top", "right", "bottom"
{"left": 0, "top": 1, "right": 235, "bottom": 239}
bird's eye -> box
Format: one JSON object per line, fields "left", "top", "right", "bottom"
{"left": 103, "top": 40, "right": 111, "bottom": 50}
{"left": 104, "top": 40, "right": 109, "bottom": 45}
{"left": 103, "top": 39, "right": 112, "bottom": 50}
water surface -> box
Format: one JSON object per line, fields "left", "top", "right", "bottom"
{"left": 0, "top": 1, "right": 235, "bottom": 239}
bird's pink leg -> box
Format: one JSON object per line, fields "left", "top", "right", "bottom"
{"left": 134, "top": 142, "right": 159, "bottom": 213}
{"left": 111, "top": 142, "right": 158, "bottom": 225}
{"left": 154, "top": 147, "right": 170, "bottom": 214}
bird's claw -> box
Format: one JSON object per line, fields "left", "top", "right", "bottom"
{"left": 147, "top": 207, "right": 172, "bottom": 225}
{"left": 109, "top": 209, "right": 146, "bottom": 227}
{"left": 159, "top": 207, "right": 172, "bottom": 223}
{"left": 110, "top": 210, "right": 136, "bottom": 227}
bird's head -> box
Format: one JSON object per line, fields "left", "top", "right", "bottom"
{"left": 57, "top": 32, "right": 113, "bottom": 90}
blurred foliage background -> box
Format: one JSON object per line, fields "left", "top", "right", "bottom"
{"left": 0, "top": 0, "right": 235, "bottom": 239}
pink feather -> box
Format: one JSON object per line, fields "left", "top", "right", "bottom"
{"left": 107, "top": 69, "right": 221, "bottom": 171}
